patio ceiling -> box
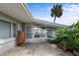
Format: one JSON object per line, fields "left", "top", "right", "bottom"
{"left": 0, "top": 3, "right": 33, "bottom": 23}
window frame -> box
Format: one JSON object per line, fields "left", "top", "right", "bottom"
{"left": 25, "top": 25, "right": 33, "bottom": 39}
{"left": 34, "top": 27, "right": 46, "bottom": 38}
{"left": 12, "top": 23, "right": 17, "bottom": 37}
{"left": 0, "top": 19, "right": 11, "bottom": 39}
{"left": 0, "top": 19, "right": 17, "bottom": 39}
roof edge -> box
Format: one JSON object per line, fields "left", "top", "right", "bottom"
{"left": 20, "top": 3, "right": 33, "bottom": 20}
{"left": 33, "top": 18, "right": 66, "bottom": 27}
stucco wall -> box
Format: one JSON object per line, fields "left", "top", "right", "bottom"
{"left": 0, "top": 12, "right": 22, "bottom": 54}
{"left": 0, "top": 38, "right": 16, "bottom": 54}
{"left": 26, "top": 38, "right": 48, "bottom": 43}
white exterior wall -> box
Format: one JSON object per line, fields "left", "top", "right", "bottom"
{"left": 0, "top": 38, "right": 16, "bottom": 54}
{"left": 25, "top": 25, "right": 49, "bottom": 43}
{"left": 17, "top": 23, "right": 22, "bottom": 31}
{"left": 0, "top": 12, "right": 22, "bottom": 54}
{"left": 26, "top": 38, "right": 48, "bottom": 43}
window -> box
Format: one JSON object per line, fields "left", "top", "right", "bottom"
{"left": 47, "top": 29, "right": 53, "bottom": 38}
{"left": 26, "top": 26, "right": 32, "bottom": 39}
{"left": 0, "top": 20, "right": 11, "bottom": 39}
{"left": 34, "top": 27, "right": 46, "bottom": 38}
{"left": 13, "top": 23, "right": 17, "bottom": 37}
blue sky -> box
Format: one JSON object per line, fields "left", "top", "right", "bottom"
{"left": 27, "top": 3, "right": 79, "bottom": 25}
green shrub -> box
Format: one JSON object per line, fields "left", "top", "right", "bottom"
{"left": 48, "top": 39, "right": 58, "bottom": 44}
{"left": 55, "top": 21, "right": 79, "bottom": 52}
{"left": 56, "top": 27, "right": 69, "bottom": 43}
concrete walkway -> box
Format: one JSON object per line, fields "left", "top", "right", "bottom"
{"left": 1, "top": 42, "right": 73, "bottom": 56}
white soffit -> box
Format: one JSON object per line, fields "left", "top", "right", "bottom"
{"left": 0, "top": 3, "right": 33, "bottom": 23}
{"left": 33, "top": 19, "right": 65, "bottom": 28}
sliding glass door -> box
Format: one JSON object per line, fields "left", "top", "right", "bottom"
{"left": 0, "top": 20, "right": 11, "bottom": 39}
{"left": 26, "top": 26, "right": 33, "bottom": 39}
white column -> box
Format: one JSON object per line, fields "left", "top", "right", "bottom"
{"left": 45, "top": 27, "right": 47, "bottom": 38}
{"left": 11, "top": 23, "right": 13, "bottom": 37}
{"left": 53, "top": 29, "right": 55, "bottom": 37}
{"left": 32, "top": 26, "right": 35, "bottom": 39}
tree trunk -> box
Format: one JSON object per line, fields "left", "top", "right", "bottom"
{"left": 53, "top": 16, "right": 56, "bottom": 23}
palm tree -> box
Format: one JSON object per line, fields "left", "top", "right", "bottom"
{"left": 51, "top": 4, "right": 63, "bottom": 23}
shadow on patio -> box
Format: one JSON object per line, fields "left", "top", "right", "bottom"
{"left": 1, "top": 42, "right": 73, "bottom": 56}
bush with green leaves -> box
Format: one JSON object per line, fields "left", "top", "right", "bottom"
{"left": 56, "top": 21, "right": 79, "bottom": 51}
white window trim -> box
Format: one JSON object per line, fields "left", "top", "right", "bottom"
{"left": 0, "top": 19, "right": 17, "bottom": 44}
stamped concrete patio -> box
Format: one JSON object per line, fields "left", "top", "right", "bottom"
{"left": 1, "top": 42, "right": 73, "bottom": 56}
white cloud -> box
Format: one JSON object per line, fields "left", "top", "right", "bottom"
{"left": 48, "top": 4, "right": 79, "bottom": 25}
{"left": 64, "top": 4, "right": 79, "bottom": 13}
{"left": 56, "top": 4, "right": 79, "bottom": 25}
{"left": 47, "top": 5, "right": 52, "bottom": 12}
{"left": 33, "top": 4, "right": 79, "bottom": 25}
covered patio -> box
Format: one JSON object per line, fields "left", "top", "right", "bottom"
{"left": 25, "top": 19, "right": 64, "bottom": 43}
{"left": 1, "top": 42, "right": 73, "bottom": 56}
{"left": 0, "top": 3, "right": 66, "bottom": 55}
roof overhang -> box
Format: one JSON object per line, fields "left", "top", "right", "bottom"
{"left": 0, "top": 3, "right": 65, "bottom": 28}
{"left": 32, "top": 19, "right": 65, "bottom": 29}
{"left": 0, "top": 3, "right": 33, "bottom": 23}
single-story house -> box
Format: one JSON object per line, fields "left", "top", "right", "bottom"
{"left": 0, "top": 3, "right": 64, "bottom": 54}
